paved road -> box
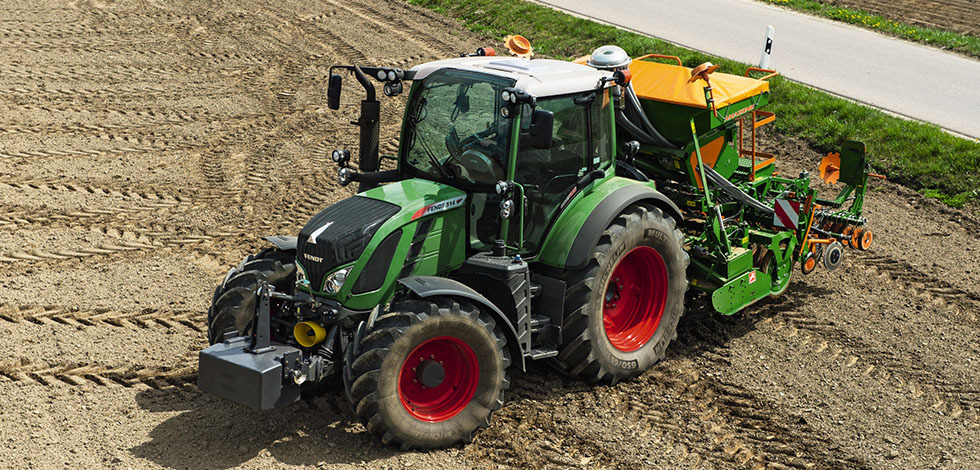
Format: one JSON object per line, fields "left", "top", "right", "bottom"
{"left": 535, "top": 0, "right": 980, "bottom": 139}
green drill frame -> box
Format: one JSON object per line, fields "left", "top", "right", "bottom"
{"left": 623, "top": 62, "right": 872, "bottom": 315}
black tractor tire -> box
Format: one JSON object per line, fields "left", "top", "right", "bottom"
{"left": 207, "top": 247, "right": 296, "bottom": 345}
{"left": 344, "top": 296, "right": 510, "bottom": 449}
{"left": 554, "top": 204, "right": 688, "bottom": 382}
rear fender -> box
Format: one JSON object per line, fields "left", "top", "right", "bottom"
{"left": 398, "top": 276, "right": 525, "bottom": 371}
{"left": 538, "top": 177, "right": 682, "bottom": 270}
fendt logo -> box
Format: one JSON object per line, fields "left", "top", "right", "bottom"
{"left": 303, "top": 253, "right": 323, "bottom": 263}
{"left": 411, "top": 195, "right": 466, "bottom": 220}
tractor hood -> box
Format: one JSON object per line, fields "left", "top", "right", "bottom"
{"left": 297, "top": 196, "right": 401, "bottom": 292}
{"left": 296, "top": 179, "right": 466, "bottom": 296}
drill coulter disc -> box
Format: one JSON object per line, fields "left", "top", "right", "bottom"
{"left": 824, "top": 241, "right": 844, "bottom": 271}
{"left": 802, "top": 252, "right": 817, "bottom": 275}
{"left": 858, "top": 229, "right": 873, "bottom": 251}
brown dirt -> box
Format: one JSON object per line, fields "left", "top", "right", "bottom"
{"left": 814, "top": 0, "right": 980, "bottom": 37}
{"left": 1, "top": 0, "right": 979, "bottom": 469}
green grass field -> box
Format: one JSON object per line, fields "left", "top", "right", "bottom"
{"left": 761, "top": 0, "right": 980, "bottom": 60}
{"left": 411, "top": 0, "right": 980, "bottom": 209}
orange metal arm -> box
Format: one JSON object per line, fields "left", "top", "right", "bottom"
{"left": 744, "top": 67, "right": 779, "bottom": 81}
{"left": 753, "top": 110, "right": 776, "bottom": 128}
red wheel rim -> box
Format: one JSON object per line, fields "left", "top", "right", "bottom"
{"left": 603, "top": 246, "right": 668, "bottom": 352}
{"left": 398, "top": 336, "right": 479, "bottom": 422}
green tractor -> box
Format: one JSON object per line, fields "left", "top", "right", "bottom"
{"left": 198, "top": 41, "right": 874, "bottom": 449}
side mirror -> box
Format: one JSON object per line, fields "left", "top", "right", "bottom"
{"left": 327, "top": 74, "right": 342, "bottom": 110}
{"left": 528, "top": 109, "right": 553, "bottom": 150}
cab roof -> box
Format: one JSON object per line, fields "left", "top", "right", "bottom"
{"left": 410, "top": 57, "right": 612, "bottom": 98}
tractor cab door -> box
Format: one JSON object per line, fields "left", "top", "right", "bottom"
{"left": 516, "top": 89, "right": 613, "bottom": 254}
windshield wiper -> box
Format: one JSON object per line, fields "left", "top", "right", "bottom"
{"left": 417, "top": 131, "right": 454, "bottom": 182}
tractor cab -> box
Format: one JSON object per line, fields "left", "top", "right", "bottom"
{"left": 398, "top": 56, "right": 619, "bottom": 255}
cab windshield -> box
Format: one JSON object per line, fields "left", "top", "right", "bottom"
{"left": 403, "top": 69, "right": 515, "bottom": 186}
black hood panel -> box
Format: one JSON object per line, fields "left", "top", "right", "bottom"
{"left": 297, "top": 196, "right": 400, "bottom": 291}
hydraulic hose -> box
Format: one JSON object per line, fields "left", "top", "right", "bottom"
{"left": 624, "top": 85, "right": 677, "bottom": 149}
{"left": 702, "top": 164, "right": 774, "bottom": 216}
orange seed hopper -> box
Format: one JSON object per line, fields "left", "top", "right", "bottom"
{"left": 628, "top": 58, "right": 769, "bottom": 109}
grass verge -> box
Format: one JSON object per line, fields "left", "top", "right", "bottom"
{"left": 410, "top": 0, "right": 980, "bottom": 208}
{"left": 761, "top": 0, "right": 980, "bottom": 60}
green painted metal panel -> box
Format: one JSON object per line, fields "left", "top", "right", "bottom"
{"left": 725, "top": 247, "right": 753, "bottom": 279}
{"left": 298, "top": 178, "right": 468, "bottom": 310}
{"left": 712, "top": 268, "right": 771, "bottom": 315}
{"left": 536, "top": 176, "right": 655, "bottom": 268}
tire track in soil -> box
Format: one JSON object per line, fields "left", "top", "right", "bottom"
{"left": 342, "top": 0, "right": 459, "bottom": 57}
{"left": 0, "top": 180, "right": 199, "bottom": 206}
{"left": 0, "top": 84, "right": 257, "bottom": 103}
{"left": 0, "top": 304, "right": 203, "bottom": 332}
{"left": 754, "top": 312, "right": 980, "bottom": 425}
{"left": 0, "top": 38, "right": 165, "bottom": 49}
{"left": 748, "top": 283, "right": 980, "bottom": 427}
{"left": 0, "top": 204, "right": 185, "bottom": 233}
{"left": 3, "top": 47, "right": 263, "bottom": 64}
{"left": 0, "top": 111, "right": 312, "bottom": 165}
{"left": 0, "top": 227, "right": 241, "bottom": 267}
{"left": 851, "top": 251, "right": 980, "bottom": 323}
{"left": 474, "top": 363, "right": 868, "bottom": 469}
{"left": 667, "top": 310, "right": 871, "bottom": 468}
{"left": 0, "top": 109, "right": 300, "bottom": 138}
{"left": 294, "top": 17, "right": 373, "bottom": 64}
{"left": 0, "top": 105, "right": 272, "bottom": 128}
{"left": 0, "top": 63, "right": 249, "bottom": 84}
{"left": 0, "top": 360, "right": 197, "bottom": 391}
{"left": 469, "top": 306, "right": 869, "bottom": 469}
{"left": 318, "top": 0, "right": 448, "bottom": 60}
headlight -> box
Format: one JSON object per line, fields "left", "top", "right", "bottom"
{"left": 295, "top": 263, "right": 310, "bottom": 287}
{"left": 324, "top": 267, "right": 352, "bottom": 293}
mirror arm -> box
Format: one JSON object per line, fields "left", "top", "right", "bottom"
{"left": 352, "top": 65, "right": 376, "bottom": 102}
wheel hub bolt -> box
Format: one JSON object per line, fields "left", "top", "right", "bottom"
{"left": 417, "top": 359, "right": 445, "bottom": 388}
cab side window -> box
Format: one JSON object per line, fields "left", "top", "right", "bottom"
{"left": 515, "top": 93, "right": 591, "bottom": 253}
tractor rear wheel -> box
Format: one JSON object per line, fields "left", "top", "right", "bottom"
{"left": 207, "top": 247, "right": 296, "bottom": 344}
{"left": 344, "top": 297, "right": 510, "bottom": 449}
{"left": 555, "top": 204, "right": 688, "bottom": 382}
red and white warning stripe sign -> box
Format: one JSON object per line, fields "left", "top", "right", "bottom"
{"left": 773, "top": 199, "right": 800, "bottom": 230}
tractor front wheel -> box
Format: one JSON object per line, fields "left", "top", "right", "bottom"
{"left": 555, "top": 204, "right": 688, "bottom": 382}
{"left": 207, "top": 247, "right": 296, "bottom": 344}
{"left": 344, "top": 297, "right": 510, "bottom": 449}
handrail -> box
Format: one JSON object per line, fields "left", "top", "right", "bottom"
{"left": 744, "top": 67, "right": 779, "bottom": 81}
{"left": 753, "top": 110, "right": 776, "bottom": 129}
{"left": 634, "top": 53, "right": 683, "bottom": 66}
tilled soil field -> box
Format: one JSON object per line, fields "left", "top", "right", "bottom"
{"left": 1, "top": 0, "right": 979, "bottom": 469}
{"left": 811, "top": 0, "right": 980, "bottom": 37}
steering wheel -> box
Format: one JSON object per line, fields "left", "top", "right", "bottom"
{"left": 457, "top": 148, "right": 504, "bottom": 183}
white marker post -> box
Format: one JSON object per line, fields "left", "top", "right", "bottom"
{"left": 760, "top": 25, "right": 775, "bottom": 68}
